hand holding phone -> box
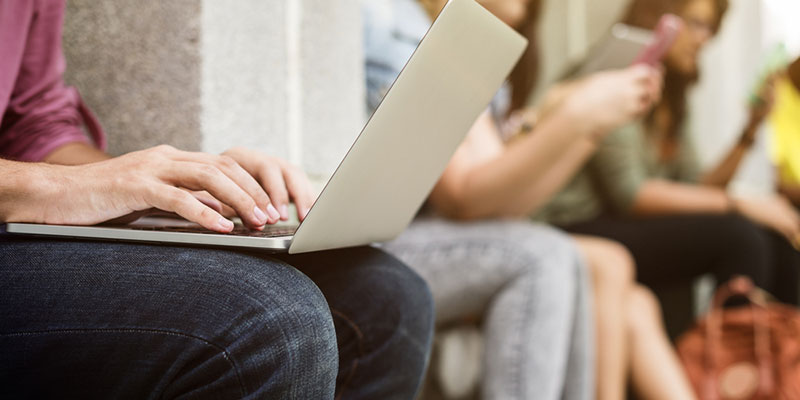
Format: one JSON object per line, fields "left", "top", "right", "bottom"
{"left": 632, "top": 14, "right": 682, "bottom": 66}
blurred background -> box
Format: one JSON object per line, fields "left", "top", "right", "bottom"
{"left": 538, "top": 0, "right": 800, "bottom": 196}
{"left": 63, "top": 0, "right": 800, "bottom": 190}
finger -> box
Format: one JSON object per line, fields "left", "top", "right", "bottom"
{"left": 163, "top": 161, "right": 268, "bottom": 228}
{"left": 146, "top": 185, "right": 234, "bottom": 233}
{"left": 102, "top": 209, "right": 153, "bottom": 225}
{"left": 191, "top": 190, "right": 224, "bottom": 213}
{"left": 778, "top": 218, "right": 798, "bottom": 246}
{"left": 283, "top": 165, "right": 316, "bottom": 221}
{"left": 219, "top": 203, "right": 237, "bottom": 218}
{"left": 170, "top": 151, "right": 272, "bottom": 216}
{"left": 629, "top": 64, "right": 657, "bottom": 83}
{"left": 255, "top": 162, "right": 290, "bottom": 222}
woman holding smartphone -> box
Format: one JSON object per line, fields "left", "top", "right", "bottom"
{"left": 539, "top": 0, "right": 800, "bottom": 324}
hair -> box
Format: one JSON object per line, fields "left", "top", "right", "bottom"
{"left": 508, "top": 0, "right": 543, "bottom": 114}
{"left": 621, "top": 0, "right": 728, "bottom": 139}
{"left": 790, "top": 56, "right": 800, "bottom": 92}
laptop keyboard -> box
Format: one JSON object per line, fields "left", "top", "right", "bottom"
{"left": 127, "top": 224, "right": 298, "bottom": 238}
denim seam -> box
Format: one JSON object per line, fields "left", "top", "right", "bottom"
{"left": 0, "top": 327, "right": 247, "bottom": 397}
{"left": 331, "top": 308, "right": 364, "bottom": 400}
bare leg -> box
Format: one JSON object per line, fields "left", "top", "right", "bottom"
{"left": 627, "top": 285, "right": 696, "bottom": 400}
{"left": 573, "top": 236, "right": 634, "bottom": 400}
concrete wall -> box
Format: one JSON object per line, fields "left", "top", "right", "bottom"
{"left": 63, "top": 1, "right": 203, "bottom": 155}
{"left": 63, "top": 0, "right": 364, "bottom": 183}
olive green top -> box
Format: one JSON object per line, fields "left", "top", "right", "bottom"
{"left": 533, "top": 122, "right": 702, "bottom": 226}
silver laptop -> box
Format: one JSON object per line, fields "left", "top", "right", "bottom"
{"left": 4, "top": 0, "right": 527, "bottom": 254}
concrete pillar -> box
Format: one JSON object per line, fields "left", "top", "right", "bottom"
{"left": 63, "top": 0, "right": 364, "bottom": 183}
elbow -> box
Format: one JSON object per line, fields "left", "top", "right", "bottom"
{"left": 428, "top": 181, "right": 486, "bottom": 221}
{"left": 427, "top": 181, "right": 527, "bottom": 221}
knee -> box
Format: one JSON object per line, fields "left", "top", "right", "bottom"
{"left": 578, "top": 237, "right": 635, "bottom": 291}
{"left": 715, "top": 215, "right": 769, "bottom": 253}
{"left": 254, "top": 270, "right": 338, "bottom": 372}
{"left": 200, "top": 256, "right": 339, "bottom": 391}
{"left": 626, "top": 285, "right": 664, "bottom": 333}
{"left": 354, "top": 249, "right": 435, "bottom": 350}
{"left": 508, "top": 223, "right": 586, "bottom": 283}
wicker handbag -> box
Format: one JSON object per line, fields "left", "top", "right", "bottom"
{"left": 677, "top": 277, "right": 800, "bottom": 399}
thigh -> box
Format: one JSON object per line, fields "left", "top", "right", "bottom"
{"left": 565, "top": 214, "right": 772, "bottom": 289}
{"left": 384, "top": 219, "right": 590, "bottom": 400}
{"left": 0, "top": 236, "right": 336, "bottom": 399}
{"left": 382, "top": 218, "right": 583, "bottom": 325}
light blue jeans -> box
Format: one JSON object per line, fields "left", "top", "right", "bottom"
{"left": 383, "top": 218, "right": 594, "bottom": 400}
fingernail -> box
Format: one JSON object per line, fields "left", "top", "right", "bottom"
{"left": 254, "top": 206, "right": 268, "bottom": 224}
{"left": 217, "top": 217, "right": 234, "bottom": 231}
{"left": 266, "top": 204, "right": 281, "bottom": 221}
{"left": 279, "top": 204, "right": 289, "bottom": 221}
{"left": 300, "top": 207, "right": 309, "bottom": 220}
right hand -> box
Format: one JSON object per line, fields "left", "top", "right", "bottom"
{"left": 13, "top": 145, "right": 281, "bottom": 233}
{"left": 561, "top": 64, "right": 663, "bottom": 140}
{"left": 734, "top": 195, "right": 800, "bottom": 249}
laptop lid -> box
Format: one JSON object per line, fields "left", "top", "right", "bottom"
{"left": 288, "top": 0, "right": 527, "bottom": 253}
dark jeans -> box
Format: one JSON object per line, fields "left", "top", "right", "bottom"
{"left": 564, "top": 214, "right": 800, "bottom": 334}
{"left": 0, "top": 236, "right": 434, "bottom": 399}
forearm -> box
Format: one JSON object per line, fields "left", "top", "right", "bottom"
{"left": 43, "top": 142, "right": 110, "bottom": 165}
{"left": 0, "top": 160, "right": 59, "bottom": 223}
{"left": 431, "top": 108, "right": 593, "bottom": 219}
{"left": 701, "top": 121, "right": 758, "bottom": 187}
{"left": 632, "top": 179, "right": 729, "bottom": 216}
{"left": 778, "top": 182, "right": 800, "bottom": 208}
{"left": 509, "top": 136, "right": 598, "bottom": 215}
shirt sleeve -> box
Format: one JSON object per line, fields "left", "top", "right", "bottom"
{"left": 587, "top": 123, "right": 649, "bottom": 214}
{"left": 362, "top": 0, "right": 430, "bottom": 115}
{"left": 0, "top": 1, "right": 105, "bottom": 162}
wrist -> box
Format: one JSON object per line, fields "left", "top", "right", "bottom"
{"left": 1, "top": 163, "right": 39, "bottom": 222}
{"left": 559, "top": 97, "right": 597, "bottom": 136}
{"left": 1, "top": 163, "right": 67, "bottom": 223}
{"left": 738, "top": 134, "right": 756, "bottom": 148}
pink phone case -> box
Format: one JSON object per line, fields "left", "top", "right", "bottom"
{"left": 633, "top": 14, "right": 682, "bottom": 66}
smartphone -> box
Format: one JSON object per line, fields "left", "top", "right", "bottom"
{"left": 632, "top": 14, "right": 682, "bottom": 66}
{"left": 568, "top": 15, "right": 680, "bottom": 78}
{"left": 748, "top": 43, "right": 790, "bottom": 105}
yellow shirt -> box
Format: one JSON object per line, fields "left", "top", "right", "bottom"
{"left": 770, "top": 78, "right": 800, "bottom": 185}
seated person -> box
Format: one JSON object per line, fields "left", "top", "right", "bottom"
{"left": 365, "top": 0, "right": 695, "bottom": 398}
{"left": 536, "top": 0, "right": 800, "bottom": 318}
{"left": 0, "top": 1, "right": 433, "bottom": 398}
{"left": 771, "top": 55, "right": 800, "bottom": 208}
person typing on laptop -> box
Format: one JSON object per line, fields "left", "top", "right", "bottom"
{"left": 0, "top": 1, "right": 434, "bottom": 398}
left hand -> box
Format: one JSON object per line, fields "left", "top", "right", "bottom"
{"left": 219, "top": 147, "right": 316, "bottom": 222}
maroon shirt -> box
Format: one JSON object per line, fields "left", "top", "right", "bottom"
{"left": 0, "top": 0, "right": 105, "bottom": 162}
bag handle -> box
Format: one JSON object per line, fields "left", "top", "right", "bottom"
{"left": 703, "top": 276, "right": 774, "bottom": 399}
